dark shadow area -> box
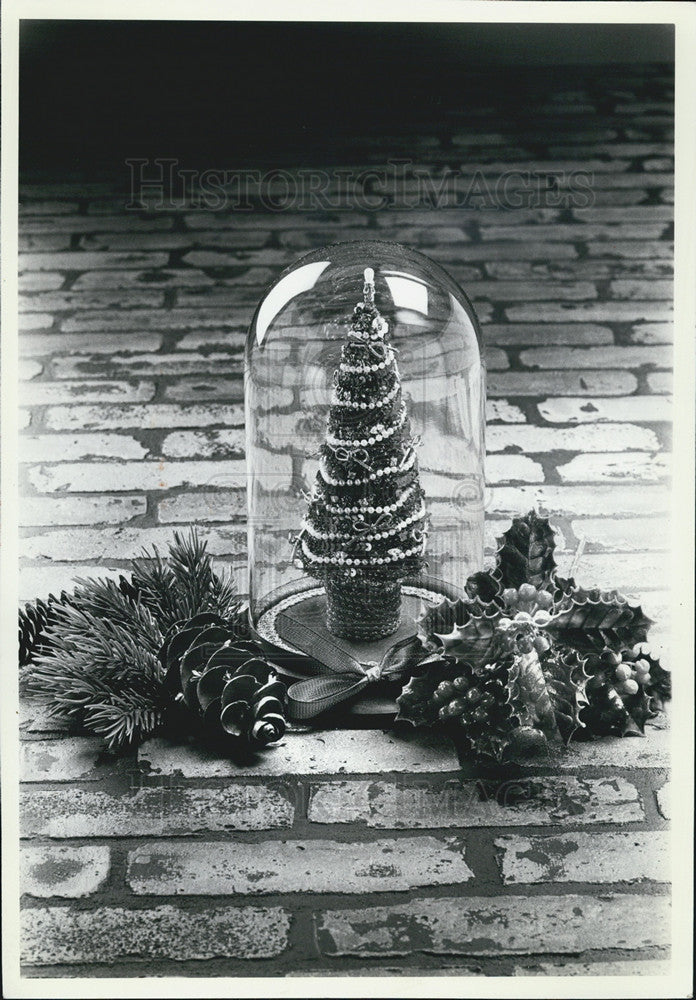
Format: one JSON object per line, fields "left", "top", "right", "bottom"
{"left": 20, "top": 20, "right": 674, "bottom": 173}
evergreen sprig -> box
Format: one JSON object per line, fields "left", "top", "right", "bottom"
{"left": 20, "top": 529, "right": 241, "bottom": 750}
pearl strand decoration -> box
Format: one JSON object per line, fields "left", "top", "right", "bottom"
{"left": 303, "top": 503, "right": 426, "bottom": 543}
{"left": 300, "top": 537, "right": 423, "bottom": 567}
{"left": 326, "top": 405, "right": 406, "bottom": 448}
{"left": 320, "top": 447, "right": 416, "bottom": 486}
{"left": 323, "top": 483, "right": 416, "bottom": 515}
{"left": 331, "top": 381, "right": 400, "bottom": 410}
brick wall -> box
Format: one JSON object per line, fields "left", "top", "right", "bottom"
{"left": 17, "top": 64, "right": 673, "bottom": 977}
{"left": 20, "top": 705, "right": 670, "bottom": 976}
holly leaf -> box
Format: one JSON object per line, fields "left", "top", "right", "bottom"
{"left": 464, "top": 571, "right": 502, "bottom": 604}
{"left": 542, "top": 646, "right": 590, "bottom": 744}
{"left": 546, "top": 586, "right": 652, "bottom": 654}
{"left": 494, "top": 511, "right": 557, "bottom": 591}
{"left": 395, "top": 656, "right": 458, "bottom": 727}
{"left": 431, "top": 601, "right": 502, "bottom": 669}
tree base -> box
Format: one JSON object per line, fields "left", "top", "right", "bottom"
{"left": 325, "top": 576, "right": 402, "bottom": 642}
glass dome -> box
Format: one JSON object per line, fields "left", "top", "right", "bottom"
{"left": 245, "top": 240, "right": 485, "bottom": 660}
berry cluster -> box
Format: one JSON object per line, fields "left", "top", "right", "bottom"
{"left": 431, "top": 660, "right": 514, "bottom": 730}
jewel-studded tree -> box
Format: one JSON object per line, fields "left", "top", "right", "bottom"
{"left": 294, "top": 268, "right": 428, "bottom": 641}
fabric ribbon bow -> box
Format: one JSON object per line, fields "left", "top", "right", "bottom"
{"left": 277, "top": 611, "right": 426, "bottom": 721}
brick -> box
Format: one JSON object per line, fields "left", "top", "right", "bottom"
{"left": 20, "top": 182, "right": 118, "bottom": 198}
{"left": 484, "top": 323, "right": 613, "bottom": 346}
{"left": 21, "top": 783, "right": 294, "bottom": 837}
{"left": 158, "top": 489, "right": 247, "bottom": 523}
{"left": 483, "top": 456, "right": 543, "bottom": 484}
{"left": 183, "top": 248, "right": 295, "bottom": 268}
{"left": 72, "top": 267, "right": 216, "bottom": 289}
{"left": 21, "top": 845, "right": 110, "bottom": 898}
{"left": 307, "top": 775, "right": 643, "bottom": 828}
{"left": 162, "top": 377, "right": 245, "bottom": 402}
{"left": 481, "top": 223, "right": 667, "bottom": 242}
{"left": 280, "top": 226, "right": 441, "bottom": 250}
{"left": 160, "top": 428, "right": 245, "bottom": 458}
{"left": 20, "top": 738, "right": 112, "bottom": 782}
{"left": 495, "top": 831, "right": 669, "bottom": 884}
{"left": 511, "top": 958, "right": 672, "bottom": 976}
{"left": 19, "top": 360, "right": 43, "bottom": 381}
{"left": 315, "top": 893, "right": 669, "bottom": 957}
{"left": 570, "top": 204, "right": 673, "bottom": 222}
{"left": 182, "top": 268, "right": 281, "bottom": 296}
{"left": 19, "top": 565, "right": 124, "bottom": 603}
{"left": 580, "top": 173, "right": 672, "bottom": 189}
{"left": 487, "top": 485, "right": 670, "bottom": 520}
{"left": 572, "top": 517, "right": 669, "bottom": 551}
{"left": 630, "top": 324, "right": 672, "bottom": 344}
{"left": 19, "top": 200, "right": 80, "bottom": 215}
{"left": 656, "top": 779, "right": 671, "bottom": 820}
{"left": 428, "top": 242, "right": 578, "bottom": 262}
{"left": 183, "top": 210, "right": 370, "bottom": 230}
{"left": 19, "top": 290, "right": 165, "bottom": 312}
{"left": 52, "top": 352, "right": 243, "bottom": 380}
{"left": 19, "top": 434, "right": 147, "bottom": 462}
{"left": 488, "top": 259, "right": 672, "bottom": 280}
{"left": 139, "top": 729, "right": 459, "bottom": 778}
{"left": 170, "top": 330, "right": 247, "bottom": 352}
{"left": 488, "top": 371, "right": 637, "bottom": 397}
{"left": 538, "top": 396, "right": 671, "bottom": 423}
{"left": 586, "top": 241, "right": 673, "bottom": 259}
{"left": 44, "top": 401, "right": 245, "bottom": 431}
{"left": 521, "top": 345, "right": 672, "bottom": 370}
{"left": 20, "top": 233, "right": 72, "bottom": 251}
{"left": 61, "top": 307, "right": 249, "bottom": 334}
{"left": 647, "top": 371, "right": 672, "bottom": 394}
{"left": 555, "top": 725, "right": 670, "bottom": 769}
{"left": 127, "top": 835, "right": 473, "bottom": 896}
{"left": 486, "top": 400, "right": 526, "bottom": 423}
{"left": 572, "top": 552, "right": 669, "bottom": 594}
{"left": 487, "top": 423, "right": 659, "bottom": 454}
{"left": 557, "top": 452, "right": 669, "bottom": 484}
{"left": 19, "top": 313, "right": 54, "bottom": 330}
{"left": 468, "top": 280, "right": 597, "bottom": 302}
{"left": 19, "top": 494, "right": 147, "bottom": 528}
{"left": 23, "top": 525, "right": 246, "bottom": 562}
{"left": 507, "top": 302, "right": 671, "bottom": 323}
{"left": 19, "top": 332, "right": 163, "bottom": 356}
{"left": 20, "top": 700, "right": 73, "bottom": 733}
{"left": 587, "top": 189, "right": 655, "bottom": 206}
{"left": 19, "top": 272, "right": 64, "bottom": 291}
{"left": 27, "top": 459, "right": 247, "bottom": 494}
{"left": 20, "top": 380, "right": 155, "bottom": 406}
{"left": 609, "top": 279, "right": 672, "bottom": 300}
{"left": 19, "top": 251, "right": 170, "bottom": 271}
{"left": 80, "top": 229, "right": 268, "bottom": 251}
{"left": 21, "top": 904, "right": 290, "bottom": 964}
{"left": 20, "top": 214, "right": 174, "bottom": 233}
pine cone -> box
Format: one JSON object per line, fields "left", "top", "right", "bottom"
{"left": 18, "top": 591, "right": 73, "bottom": 666}
{"left": 160, "top": 612, "right": 287, "bottom": 748}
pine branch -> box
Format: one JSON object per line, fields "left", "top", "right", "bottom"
{"left": 132, "top": 528, "right": 240, "bottom": 630}
{"left": 83, "top": 692, "right": 163, "bottom": 750}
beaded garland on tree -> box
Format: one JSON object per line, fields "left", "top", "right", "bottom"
{"left": 292, "top": 267, "right": 429, "bottom": 641}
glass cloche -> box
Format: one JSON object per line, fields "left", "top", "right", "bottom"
{"left": 245, "top": 240, "right": 485, "bottom": 672}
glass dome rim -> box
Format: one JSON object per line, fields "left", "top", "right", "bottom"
{"left": 245, "top": 238, "right": 483, "bottom": 357}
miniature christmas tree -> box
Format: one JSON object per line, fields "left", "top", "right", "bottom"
{"left": 293, "top": 267, "right": 428, "bottom": 641}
